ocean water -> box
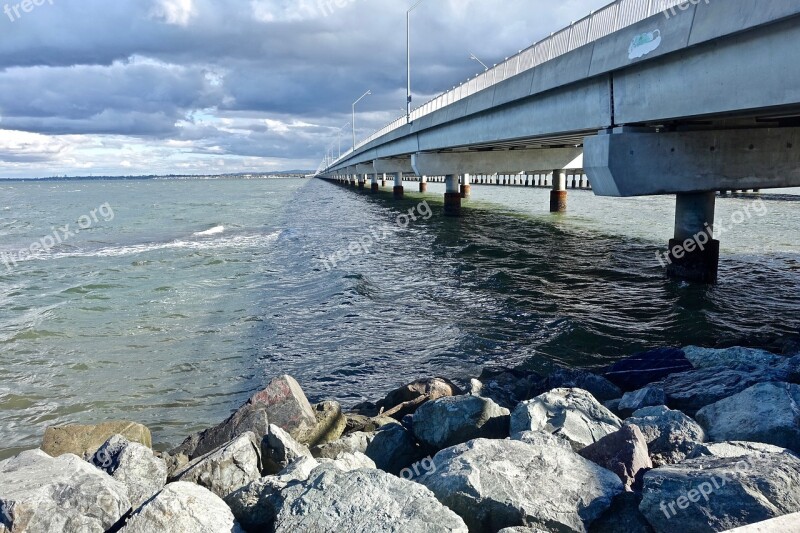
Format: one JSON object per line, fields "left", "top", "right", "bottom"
{"left": 0, "top": 177, "right": 798, "bottom": 458}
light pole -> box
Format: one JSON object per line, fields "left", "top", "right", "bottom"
{"left": 407, "top": 0, "right": 427, "bottom": 123}
{"left": 338, "top": 121, "right": 350, "bottom": 158}
{"left": 469, "top": 53, "right": 489, "bottom": 71}
{"left": 352, "top": 90, "right": 371, "bottom": 150}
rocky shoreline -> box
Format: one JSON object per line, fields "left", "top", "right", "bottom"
{"left": 1, "top": 345, "right": 799, "bottom": 532}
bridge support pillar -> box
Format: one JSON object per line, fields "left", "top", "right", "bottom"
{"left": 550, "top": 170, "right": 567, "bottom": 212}
{"left": 358, "top": 175, "right": 366, "bottom": 190}
{"left": 444, "top": 174, "right": 461, "bottom": 217}
{"left": 370, "top": 173, "right": 379, "bottom": 192}
{"left": 393, "top": 172, "right": 404, "bottom": 197}
{"left": 460, "top": 174, "right": 471, "bottom": 198}
{"left": 663, "top": 192, "right": 719, "bottom": 283}
{"left": 420, "top": 175, "right": 428, "bottom": 192}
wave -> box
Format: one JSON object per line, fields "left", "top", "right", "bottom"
{"left": 194, "top": 225, "right": 225, "bottom": 237}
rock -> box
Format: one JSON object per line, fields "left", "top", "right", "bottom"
{"left": 262, "top": 424, "right": 313, "bottom": 474}
{"left": 603, "top": 348, "right": 692, "bottom": 392}
{"left": 782, "top": 354, "right": 800, "bottom": 383}
{"left": 510, "top": 388, "right": 622, "bottom": 451}
{"left": 544, "top": 368, "right": 622, "bottom": 402}
{"left": 41, "top": 421, "right": 152, "bottom": 459}
{"left": 578, "top": 424, "right": 652, "bottom": 492}
{"left": 269, "top": 465, "right": 468, "bottom": 532}
{"left": 511, "top": 429, "right": 574, "bottom": 451}
{"left": 721, "top": 512, "right": 800, "bottom": 532}
{"left": 639, "top": 451, "right": 800, "bottom": 533}
{"left": 497, "top": 528, "right": 551, "bottom": 533}
{"left": 303, "top": 401, "right": 346, "bottom": 446}
{"left": 319, "top": 451, "right": 376, "bottom": 471}
{"left": 120, "top": 481, "right": 244, "bottom": 533}
{"left": 365, "top": 423, "right": 423, "bottom": 475}
{"left": 0, "top": 449, "right": 130, "bottom": 533}
{"left": 160, "top": 451, "right": 190, "bottom": 479}
{"left": 688, "top": 441, "right": 790, "bottom": 459}
{"left": 588, "top": 492, "right": 654, "bottom": 533}
{"left": 343, "top": 414, "right": 398, "bottom": 434}
{"left": 652, "top": 364, "right": 789, "bottom": 416}
{"left": 626, "top": 406, "right": 706, "bottom": 467}
{"left": 618, "top": 387, "right": 666, "bottom": 417}
{"left": 311, "top": 430, "right": 375, "bottom": 459}
{"left": 172, "top": 432, "right": 262, "bottom": 498}
{"left": 682, "top": 345, "right": 785, "bottom": 369}
{"left": 419, "top": 438, "right": 623, "bottom": 533}
{"left": 412, "top": 395, "right": 510, "bottom": 451}
{"left": 695, "top": 382, "right": 800, "bottom": 454}
{"left": 249, "top": 374, "right": 318, "bottom": 444}
{"left": 476, "top": 367, "right": 545, "bottom": 409}
{"left": 465, "top": 378, "right": 483, "bottom": 395}
{"left": 92, "top": 435, "right": 168, "bottom": 508}
{"left": 170, "top": 402, "right": 269, "bottom": 460}
{"left": 380, "top": 377, "right": 464, "bottom": 419}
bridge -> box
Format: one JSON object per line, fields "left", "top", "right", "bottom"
{"left": 314, "top": 0, "right": 800, "bottom": 283}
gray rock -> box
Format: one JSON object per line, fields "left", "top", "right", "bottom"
{"left": 497, "top": 528, "right": 551, "bottom": 533}
{"left": 476, "top": 367, "right": 545, "bottom": 409}
{"left": 588, "top": 492, "right": 654, "bottom": 533}
{"left": 304, "top": 401, "right": 347, "bottom": 446}
{"left": 578, "top": 424, "right": 652, "bottom": 492}
{"left": 688, "top": 441, "right": 790, "bottom": 459}
{"left": 626, "top": 406, "right": 706, "bottom": 467}
{"left": 172, "top": 432, "right": 262, "bottom": 498}
{"left": 682, "top": 345, "right": 785, "bottom": 369}
{"left": 319, "top": 451, "right": 377, "bottom": 471}
{"left": 343, "top": 414, "right": 398, "bottom": 434}
{"left": 262, "top": 424, "right": 313, "bottom": 475}
{"left": 380, "top": 377, "right": 464, "bottom": 419}
{"left": 695, "top": 382, "right": 800, "bottom": 454}
{"left": 92, "top": 435, "right": 168, "bottom": 508}
{"left": 120, "top": 481, "right": 244, "bottom": 533}
{"left": 640, "top": 451, "right": 800, "bottom": 533}
{"left": 544, "top": 368, "right": 623, "bottom": 402}
{"left": 0, "top": 449, "right": 130, "bottom": 533}
{"left": 412, "top": 395, "right": 510, "bottom": 451}
{"left": 170, "top": 402, "right": 269, "bottom": 460}
{"left": 249, "top": 374, "right": 318, "bottom": 444}
{"left": 510, "top": 388, "right": 622, "bottom": 451}
{"left": 365, "top": 423, "right": 423, "bottom": 475}
{"left": 311, "top": 431, "right": 375, "bottom": 459}
{"left": 41, "top": 421, "right": 152, "bottom": 460}
{"left": 618, "top": 387, "right": 666, "bottom": 418}
{"left": 511, "top": 429, "right": 574, "bottom": 451}
{"left": 270, "top": 464, "right": 468, "bottom": 532}
{"left": 419, "top": 438, "right": 623, "bottom": 533}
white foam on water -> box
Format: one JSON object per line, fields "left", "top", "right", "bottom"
{"left": 194, "top": 225, "right": 225, "bottom": 237}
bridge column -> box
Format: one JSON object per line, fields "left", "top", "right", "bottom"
{"left": 370, "top": 173, "right": 379, "bottom": 192}
{"left": 419, "top": 175, "right": 428, "bottom": 192}
{"left": 381, "top": 174, "right": 386, "bottom": 187}
{"left": 664, "top": 192, "right": 720, "bottom": 283}
{"left": 550, "top": 169, "right": 567, "bottom": 212}
{"left": 460, "top": 173, "right": 471, "bottom": 198}
{"left": 444, "top": 174, "right": 461, "bottom": 217}
{"left": 581, "top": 174, "right": 589, "bottom": 189}
{"left": 358, "top": 175, "right": 366, "bottom": 190}
{"left": 393, "top": 172, "right": 404, "bottom": 197}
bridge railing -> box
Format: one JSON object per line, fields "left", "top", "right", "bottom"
{"left": 328, "top": 0, "right": 685, "bottom": 170}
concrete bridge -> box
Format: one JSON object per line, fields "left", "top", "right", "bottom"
{"left": 315, "top": 0, "right": 800, "bottom": 282}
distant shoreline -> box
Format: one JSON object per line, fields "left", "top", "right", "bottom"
{"left": 0, "top": 173, "right": 312, "bottom": 182}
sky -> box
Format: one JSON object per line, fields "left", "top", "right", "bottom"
{"left": 0, "top": 0, "right": 611, "bottom": 178}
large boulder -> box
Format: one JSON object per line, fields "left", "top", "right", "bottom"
{"left": 639, "top": 451, "right": 800, "bottom": 533}
{"left": 91, "top": 435, "right": 168, "bottom": 508}
{"left": 412, "top": 395, "right": 509, "bottom": 451}
{"left": 695, "top": 382, "right": 800, "bottom": 454}
{"left": 543, "top": 368, "right": 622, "bottom": 402}
{"left": 120, "top": 482, "right": 244, "bottom": 533}
{"left": 603, "top": 348, "right": 692, "bottom": 392}
{"left": 41, "top": 421, "right": 152, "bottom": 459}
{"left": 170, "top": 402, "right": 269, "bottom": 460}
{"left": 419, "top": 438, "right": 623, "bottom": 533}
{"left": 365, "top": 424, "right": 423, "bottom": 475}
{"left": 269, "top": 465, "right": 468, "bottom": 532}
{"left": 617, "top": 387, "right": 666, "bottom": 418}
{"left": 319, "top": 451, "right": 376, "bottom": 472}
{"left": 475, "top": 367, "right": 545, "bottom": 409}
{"left": 380, "top": 377, "right": 463, "bottom": 419}
{"left": 626, "top": 406, "right": 706, "bottom": 466}
{"left": 249, "top": 374, "right": 318, "bottom": 444}
{"left": 688, "top": 441, "right": 790, "bottom": 460}
{"left": 578, "top": 424, "right": 652, "bottom": 492}
{"left": 0, "top": 449, "right": 130, "bottom": 533}
{"left": 304, "top": 401, "right": 347, "bottom": 446}
{"left": 510, "top": 388, "right": 622, "bottom": 451}
{"left": 311, "top": 431, "right": 375, "bottom": 459}
{"left": 682, "top": 345, "right": 786, "bottom": 369}
{"left": 171, "top": 432, "right": 262, "bottom": 498}
{"left": 262, "top": 424, "right": 313, "bottom": 474}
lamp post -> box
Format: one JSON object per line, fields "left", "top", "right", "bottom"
{"left": 352, "top": 90, "right": 371, "bottom": 150}
{"left": 407, "top": 0, "right": 427, "bottom": 123}
{"left": 469, "top": 53, "right": 489, "bottom": 71}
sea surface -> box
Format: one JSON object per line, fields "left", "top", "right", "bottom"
{"left": 0, "top": 177, "right": 798, "bottom": 458}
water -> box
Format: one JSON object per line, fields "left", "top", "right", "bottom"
{"left": 1, "top": 178, "right": 798, "bottom": 459}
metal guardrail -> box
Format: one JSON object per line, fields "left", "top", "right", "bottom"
{"left": 322, "top": 0, "right": 685, "bottom": 172}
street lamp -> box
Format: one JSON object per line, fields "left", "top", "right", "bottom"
{"left": 352, "top": 90, "right": 371, "bottom": 150}
{"left": 469, "top": 53, "right": 489, "bottom": 71}
{"left": 407, "top": 0, "right": 427, "bottom": 123}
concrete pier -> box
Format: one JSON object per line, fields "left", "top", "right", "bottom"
{"left": 393, "top": 172, "right": 404, "bottom": 198}
{"left": 550, "top": 169, "right": 567, "bottom": 212}
{"left": 444, "top": 174, "right": 461, "bottom": 217}
{"left": 665, "top": 192, "right": 719, "bottom": 283}
{"left": 460, "top": 174, "right": 471, "bottom": 198}
{"left": 370, "top": 173, "right": 379, "bottom": 192}
{"left": 419, "top": 175, "right": 428, "bottom": 193}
